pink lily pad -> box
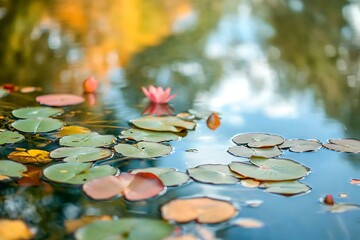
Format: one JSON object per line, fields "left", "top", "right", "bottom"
{"left": 36, "top": 94, "right": 85, "bottom": 106}
{"left": 83, "top": 172, "right": 165, "bottom": 201}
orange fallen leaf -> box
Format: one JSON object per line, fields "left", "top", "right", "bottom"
{"left": 350, "top": 179, "right": 360, "bottom": 185}
{"left": 8, "top": 149, "right": 51, "bottom": 164}
{"left": 0, "top": 219, "right": 33, "bottom": 240}
{"left": 17, "top": 166, "right": 43, "bottom": 186}
{"left": 206, "top": 112, "right": 220, "bottom": 130}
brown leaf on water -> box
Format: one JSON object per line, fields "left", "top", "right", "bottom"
{"left": 0, "top": 219, "right": 33, "bottom": 240}
{"left": 8, "top": 149, "right": 52, "bottom": 164}
{"left": 17, "top": 166, "right": 43, "bottom": 186}
{"left": 65, "top": 215, "right": 111, "bottom": 233}
{"left": 206, "top": 112, "right": 221, "bottom": 130}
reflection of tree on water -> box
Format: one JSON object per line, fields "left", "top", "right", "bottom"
{"left": 265, "top": 0, "right": 360, "bottom": 137}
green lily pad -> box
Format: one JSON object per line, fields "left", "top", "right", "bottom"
{"left": 50, "top": 147, "right": 113, "bottom": 163}
{"left": 228, "top": 145, "right": 282, "bottom": 158}
{"left": 323, "top": 139, "right": 360, "bottom": 153}
{"left": 130, "top": 116, "right": 196, "bottom": 132}
{"left": 114, "top": 142, "right": 173, "bottom": 158}
{"left": 11, "top": 118, "right": 64, "bottom": 133}
{"left": 43, "top": 162, "right": 117, "bottom": 185}
{"left": 59, "top": 133, "right": 116, "bottom": 147}
{"left": 188, "top": 164, "right": 242, "bottom": 184}
{"left": 0, "top": 131, "right": 24, "bottom": 145}
{"left": 0, "top": 160, "right": 27, "bottom": 178}
{"left": 131, "top": 167, "right": 189, "bottom": 186}
{"left": 279, "top": 139, "right": 322, "bottom": 152}
{"left": 75, "top": 218, "right": 173, "bottom": 240}
{"left": 260, "top": 181, "right": 311, "bottom": 196}
{"left": 121, "top": 128, "right": 180, "bottom": 142}
{"left": 12, "top": 107, "right": 63, "bottom": 119}
{"left": 229, "top": 158, "right": 310, "bottom": 181}
{"left": 232, "top": 133, "right": 284, "bottom": 148}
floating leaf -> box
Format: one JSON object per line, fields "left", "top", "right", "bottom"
{"left": 17, "top": 165, "right": 43, "bottom": 186}
{"left": 228, "top": 145, "right": 282, "bottom": 158}
{"left": 121, "top": 128, "right": 180, "bottom": 142}
{"left": 232, "top": 133, "right": 284, "bottom": 148}
{"left": 36, "top": 94, "right": 85, "bottom": 106}
{"left": 130, "top": 116, "right": 195, "bottom": 132}
{"left": 323, "top": 139, "right": 360, "bottom": 153}
{"left": 12, "top": 107, "right": 63, "bottom": 119}
{"left": 43, "top": 162, "right": 117, "bottom": 185}
{"left": 114, "top": 142, "right": 172, "bottom": 158}
{"left": 8, "top": 149, "right": 52, "bottom": 164}
{"left": 20, "top": 86, "right": 42, "bottom": 93}
{"left": 59, "top": 133, "right": 116, "bottom": 147}
{"left": 65, "top": 215, "right": 111, "bottom": 233}
{"left": 161, "top": 197, "right": 237, "bottom": 224}
{"left": 55, "top": 126, "right": 91, "bottom": 138}
{"left": 329, "top": 204, "right": 360, "bottom": 213}
{"left": 241, "top": 179, "right": 261, "bottom": 188}
{"left": 206, "top": 112, "right": 220, "bottom": 130}
{"left": 50, "top": 147, "right": 113, "bottom": 163}
{"left": 350, "top": 179, "right": 360, "bottom": 185}
{"left": 0, "top": 131, "right": 24, "bottom": 145}
{"left": 0, "top": 219, "right": 33, "bottom": 240}
{"left": 0, "top": 160, "right": 27, "bottom": 178}
{"left": 233, "top": 218, "right": 264, "bottom": 228}
{"left": 188, "top": 109, "right": 212, "bottom": 119}
{"left": 279, "top": 139, "right": 322, "bottom": 152}
{"left": 187, "top": 164, "right": 241, "bottom": 184}
{"left": 131, "top": 168, "right": 189, "bottom": 186}
{"left": 260, "top": 181, "right": 311, "bottom": 196}
{"left": 229, "top": 158, "right": 309, "bottom": 181}
{"left": 83, "top": 172, "right": 165, "bottom": 201}
{"left": 11, "top": 118, "right": 63, "bottom": 133}
{"left": 75, "top": 218, "right": 173, "bottom": 240}
{"left": 245, "top": 200, "right": 263, "bottom": 208}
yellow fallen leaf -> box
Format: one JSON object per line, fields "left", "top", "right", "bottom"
{"left": 0, "top": 175, "right": 10, "bottom": 181}
{"left": 0, "top": 219, "right": 33, "bottom": 240}
{"left": 55, "top": 125, "right": 91, "bottom": 138}
{"left": 8, "top": 149, "right": 51, "bottom": 164}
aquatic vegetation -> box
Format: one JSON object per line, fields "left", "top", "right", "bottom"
{"left": 141, "top": 85, "right": 176, "bottom": 104}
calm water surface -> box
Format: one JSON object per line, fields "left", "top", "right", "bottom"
{"left": 0, "top": 0, "right": 360, "bottom": 239}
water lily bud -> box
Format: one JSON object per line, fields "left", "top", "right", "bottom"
{"left": 83, "top": 76, "right": 98, "bottom": 93}
{"left": 324, "top": 194, "right": 334, "bottom": 205}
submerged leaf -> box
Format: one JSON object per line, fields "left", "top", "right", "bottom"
{"left": 0, "top": 131, "right": 24, "bottom": 145}
{"left": 11, "top": 118, "right": 63, "bottom": 133}
{"left": 161, "top": 197, "right": 237, "bottom": 224}
{"left": 121, "top": 128, "right": 180, "bottom": 142}
{"left": 260, "top": 181, "right": 311, "bottom": 196}
{"left": 59, "top": 133, "right": 116, "bottom": 147}
{"left": 17, "top": 165, "right": 43, "bottom": 186}
{"left": 279, "top": 139, "right": 322, "bottom": 152}
{"left": 50, "top": 147, "right": 112, "bottom": 163}
{"left": 206, "top": 112, "right": 221, "bottom": 130}
{"left": 228, "top": 145, "right": 282, "bottom": 158}
{"left": 232, "top": 133, "right": 284, "bottom": 148}
{"left": 36, "top": 94, "right": 85, "bottom": 106}
{"left": 0, "top": 160, "right": 27, "bottom": 178}
{"left": 188, "top": 164, "right": 241, "bottom": 184}
{"left": 12, "top": 107, "right": 63, "bottom": 119}
{"left": 131, "top": 168, "right": 189, "bottom": 186}
{"left": 0, "top": 219, "right": 33, "bottom": 240}
{"left": 65, "top": 215, "right": 111, "bottom": 233}
{"left": 130, "top": 116, "right": 195, "bottom": 132}
{"left": 229, "top": 158, "right": 309, "bottom": 181}
{"left": 8, "top": 149, "right": 52, "bottom": 164}
{"left": 323, "top": 139, "right": 360, "bottom": 153}
{"left": 329, "top": 204, "right": 360, "bottom": 213}
{"left": 75, "top": 218, "right": 173, "bottom": 240}
{"left": 114, "top": 142, "right": 172, "bottom": 158}
{"left": 43, "top": 162, "right": 117, "bottom": 185}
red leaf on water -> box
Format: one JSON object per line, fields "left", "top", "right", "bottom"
{"left": 206, "top": 112, "right": 221, "bottom": 130}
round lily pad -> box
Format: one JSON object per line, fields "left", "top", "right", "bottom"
{"left": 130, "top": 116, "right": 196, "bottom": 132}
{"left": 36, "top": 94, "right": 85, "bottom": 106}
{"left": 228, "top": 145, "right": 282, "bottom": 158}
{"left": 279, "top": 139, "right": 322, "bottom": 152}
{"left": 131, "top": 168, "right": 189, "bottom": 186}
{"left": 229, "top": 158, "right": 310, "bottom": 181}
{"left": 59, "top": 133, "right": 116, "bottom": 147}
{"left": 260, "top": 181, "right": 311, "bottom": 196}
{"left": 0, "top": 131, "right": 24, "bottom": 145}
{"left": 75, "top": 218, "right": 174, "bottom": 240}
{"left": 323, "top": 139, "right": 360, "bottom": 153}
{"left": 50, "top": 147, "right": 113, "bottom": 163}
{"left": 0, "top": 160, "right": 27, "bottom": 178}
{"left": 8, "top": 149, "right": 52, "bottom": 164}
{"left": 187, "top": 164, "right": 241, "bottom": 184}
{"left": 11, "top": 118, "right": 64, "bottom": 133}
{"left": 121, "top": 128, "right": 180, "bottom": 142}
{"left": 114, "top": 142, "right": 173, "bottom": 158}
{"left": 43, "top": 162, "right": 117, "bottom": 185}
{"left": 12, "top": 107, "right": 63, "bottom": 119}
{"left": 232, "top": 133, "right": 284, "bottom": 148}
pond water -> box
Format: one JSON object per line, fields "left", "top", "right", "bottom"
{"left": 0, "top": 0, "right": 360, "bottom": 239}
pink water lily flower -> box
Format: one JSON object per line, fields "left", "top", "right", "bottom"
{"left": 141, "top": 85, "right": 176, "bottom": 104}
